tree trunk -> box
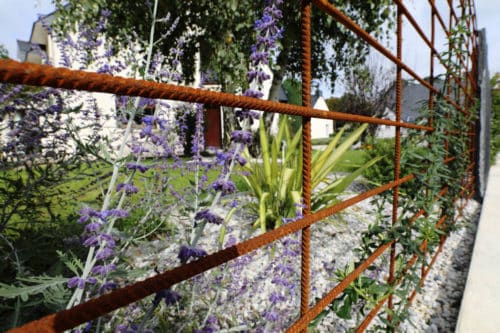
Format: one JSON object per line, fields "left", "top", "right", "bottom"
{"left": 264, "top": 51, "right": 287, "bottom": 130}
{"left": 221, "top": 82, "right": 240, "bottom": 149}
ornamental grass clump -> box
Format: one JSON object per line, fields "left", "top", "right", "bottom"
{"left": 243, "top": 116, "right": 381, "bottom": 231}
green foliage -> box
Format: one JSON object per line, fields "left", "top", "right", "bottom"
{"left": 362, "top": 137, "right": 395, "bottom": 186}
{"left": 281, "top": 78, "right": 302, "bottom": 106}
{"left": 361, "top": 137, "right": 429, "bottom": 190}
{"left": 0, "top": 44, "right": 8, "bottom": 59}
{"left": 53, "top": 0, "right": 395, "bottom": 91}
{"left": 243, "top": 116, "right": 380, "bottom": 231}
{"left": 325, "top": 97, "right": 341, "bottom": 112}
{"left": 0, "top": 275, "right": 69, "bottom": 304}
{"left": 309, "top": 263, "right": 390, "bottom": 330}
{"left": 242, "top": 116, "right": 302, "bottom": 231}
{"left": 313, "top": 6, "right": 478, "bottom": 328}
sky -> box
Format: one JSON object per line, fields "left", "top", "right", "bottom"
{"left": 0, "top": 1, "right": 499, "bottom": 81}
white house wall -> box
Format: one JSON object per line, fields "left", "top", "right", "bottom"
{"left": 311, "top": 96, "right": 334, "bottom": 139}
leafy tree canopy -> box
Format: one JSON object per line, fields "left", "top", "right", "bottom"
{"left": 52, "top": 0, "right": 394, "bottom": 95}
{"left": 0, "top": 44, "right": 8, "bottom": 59}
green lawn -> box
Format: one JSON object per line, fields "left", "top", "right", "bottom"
{"left": 327, "top": 148, "right": 367, "bottom": 173}
{"left": 1, "top": 146, "right": 366, "bottom": 239}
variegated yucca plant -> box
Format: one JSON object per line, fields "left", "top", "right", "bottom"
{"left": 243, "top": 116, "right": 381, "bottom": 231}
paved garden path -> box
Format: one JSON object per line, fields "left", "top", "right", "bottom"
{"left": 456, "top": 156, "right": 500, "bottom": 333}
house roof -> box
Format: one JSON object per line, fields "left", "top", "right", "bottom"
{"left": 16, "top": 9, "right": 56, "bottom": 62}
{"left": 389, "top": 79, "right": 445, "bottom": 122}
{"left": 16, "top": 40, "right": 32, "bottom": 61}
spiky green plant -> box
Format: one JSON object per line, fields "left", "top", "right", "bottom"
{"left": 243, "top": 116, "right": 381, "bottom": 231}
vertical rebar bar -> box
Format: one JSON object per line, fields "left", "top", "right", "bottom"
{"left": 421, "top": 0, "right": 437, "bottom": 286}
{"left": 388, "top": 1, "right": 404, "bottom": 327}
{"left": 300, "top": 1, "right": 312, "bottom": 330}
{"left": 429, "top": 0, "right": 436, "bottom": 125}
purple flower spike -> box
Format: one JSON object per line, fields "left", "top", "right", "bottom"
{"left": 263, "top": 310, "right": 279, "bottom": 322}
{"left": 269, "top": 291, "right": 286, "bottom": 304}
{"left": 83, "top": 235, "right": 99, "bottom": 247}
{"left": 140, "top": 125, "right": 153, "bottom": 138}
{"left": 87, "top": 277, "right": 97, "bottom": 285}
{"left": 104, "top": 209, "right": 130, "bottom": 219}
{"left": 210, "top": 179, "right": 237, "bottom": 195}
{"left": 99, "top": 281, "right": 117, "bottom": 294}
{"left": 243, "top": 89, "right": 264, "bottom": 99}
{"left": 91, "top": 263, "right": 117, "bottom": 277}
{"left": 78, "top": 207, "right": 101, "bottom": 223}
{"left": 131, "top": 144, "right": 149, "bottom": 155}
{"left": 230, "top": 130, "right": 253, "bottom": 145}
{"left": 126, "top": 162, "right": 150, "bottom": 173}
{"left": 96, "top": 247, "right": 114, "bottom": 260}
{"left": 84, "top": 222, "right": 102, "bottom": 232}
{"left": 116, "top": 182, "right": 139, "bottom": 194}
{"left": 99, "top": 234, "right": 116, "bottom": 248}
{"left": 236, "top": 109, "right": 260, "bottom": 120}
{"left": 178, "top": 245, "right": 207, "bottom": 264}
{"left": 153, "top": 289, "right": 181, "bottom": 306}
{"left": 195, "top": 209, "right": 224, "bottom": 225}
{"left": 67, "top": 276, "right": 86, "bottom": 289}
{"left": 236, "top": 154, "right": 247, "bottom": 166}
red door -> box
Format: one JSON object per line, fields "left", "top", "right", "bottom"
{"left": 204, "top": 107, "right": 222, "bottom": 149}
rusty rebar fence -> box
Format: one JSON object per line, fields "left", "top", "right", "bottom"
{"left": 0, "top": 0, "right": 479, "bottom": 332}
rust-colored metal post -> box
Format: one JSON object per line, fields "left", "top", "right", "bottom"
{"left": 300, "top": 1, "right": 312, "bottom": 329}
{"left": 422, "top": 0, "right": 437, "bottom": 286}
{"left": 388, "top": 1, "right": 403, "bottom": 326}
{"left": 429, "top": 0, "right": 436, "bottom": 122}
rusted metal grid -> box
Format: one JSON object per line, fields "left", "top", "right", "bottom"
{"left": 0, "top": 0, "right": 478, "bottom": 332}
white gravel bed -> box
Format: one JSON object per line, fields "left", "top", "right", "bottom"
{"left": 127, "top": 183, "right": 480, "bottom": 332}
{"left": 400, "top": 199, "right": 480, "bottom": 333}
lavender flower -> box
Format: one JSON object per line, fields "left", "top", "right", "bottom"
{"left": 195, "top": 209, "right": 224, "bottom": 225}
{"left": 99, "top": 281, "right": 118, "bottom": 294}
{"left": 194, "top": 315, "right": 219, "bottom": 333}
{"left": 178, "top": 245, "right": 207, "bottom": 264}
{"left": 99, "top": 233, "right": 116, "bottom": 248}
{"left": 105, "top": 209, "right": 130, "bottom": 218}
{"left": 96, "top": 247, "right": 114, "bottom": 260}
{"left": 91, "top": 263, "right": 117, "bottom": 277}
{"left": 130, "top": 144, "right": 149, "bottom": 155}
{"left": 238, "top": 0, "right": 283, "bottom": 123}
{"left": 83, "top": 235, "right": 99, "bottom": 247}
{"left": 115, "top": 324, "right": 152, "bottom": 333}
{"left": 116, "top": 182, "right": 139, "bottom": 194}
{"left": 209, "top": 179, "right": 237, "bottom": 195}
{"left": 67, "top": 277, "right": 86, "bottom": 289}
{"left": 153, "top": 289, "right": 181, "bottom": 306}
{"left": 243, "top": 89, "right": 264, "bottom": 99}
{"left": 230, "top": 130, "right": 253, "bottom": 145}
{"left": 126, "top": 162, "right": 150, "bottom": 173}
{"left": 78, "top": 207, "right": 101, "bottom": 223}
{"left": 236, "top": 154, "right": 247, "bottom": 166}
{"left": 263, "top": 310, "right": 279, "bottom": 322}
{"left": 84, "top": 222, "right": 102, "bottom": 232}
{"left": 269, "top": 291, "right": 286, "bottom": 304}
{"left": 67, "top": 276, "right": 97, "bottom": 289}
{"left": 247, "top": 70, "right": 271, "bottom": 84}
